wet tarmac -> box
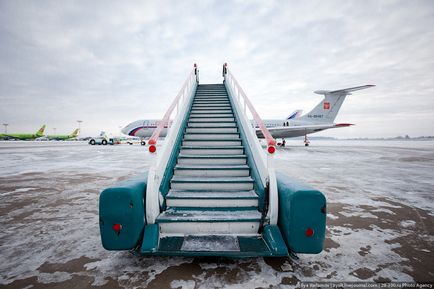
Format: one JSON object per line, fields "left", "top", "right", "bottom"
{"left": 0, "top": 140, "right": 433, "bottom": 288}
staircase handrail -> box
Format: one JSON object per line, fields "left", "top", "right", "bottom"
{"left": 146, "top": 64, "right": 199, "bottom": 224}
{"left": 223, "top": 63, "right": 278, "bottom": 225}
{"left": 148, "top": 63, "right": 199, "bottom": 152}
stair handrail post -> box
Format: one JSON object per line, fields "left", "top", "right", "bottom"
{"left": 146, "top": 64, "right": 198, "bottom": 224}
{"left": 223, "top": 63, "right": 278, "bottom": 225}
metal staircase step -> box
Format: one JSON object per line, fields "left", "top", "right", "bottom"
{"left": 185, "top": 126, "right": 237, "bottom": 133}
{"left": 193, "top": 100, "right": 230, "bottom": 104}
{"left": 193, "top": 102, "right": 230, "bottom": 105}
{"left": 194, "top": 97, "right": 229, "bottom": 99}
{"left": 183, "top": 132, "right": 240, "bottom": 140}
{"left": 171, "top": 176, "right": 253, "bottom": 190}
{"left": 195, "top": 96, "right": 228, "bottom": 99}
{"left": 191, "top": 109, "right": 232, "bottom": 113}
{"left": 189, "top": 115, "right": 235, "bottom": 122}
{"left": 191, "top": 107, "right": 232, "bottom": 112}
{"left": 182, "top": 139, "right": 242, "bottom": 146}
{"left": 187, "top": 122, "right": 236, "bottom": 128}
{"left": 174, "top": 164, "right": 249, "bottom": 176}
{"left": 179, "top": 145, "right": 243, "bottom": 155}
{"left": 192, "top": 103, "right": 231, "bottom": 107}
{"left": 190, "top": 110, "right": 233, "bottom": 114}
{"left": 166, "top": 189, "right": 257, "bottom": 199}
{"left": 157, "top": 208, "right": 261, "bottom": 234}
{"left": 166, "top": 189, "right": 258, "bottom": 207}
{"left": 190, "top": 109, "right": 233, "bottom": 112}
{"left": 189, "top": 115, "right": 234, "bottom": 119}
{"left": 177, "top": 154, "right": 246, "bottom": 165}
{"left": 194, "top": 94, "right": 228, "bottom": 101}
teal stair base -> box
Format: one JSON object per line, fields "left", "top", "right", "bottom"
{"left": 99, "top": 172, "right": 327, "bottom": 257}
{"left": 99, "top": 172, "right": 148, "bottom": 250}
{"left": 140, "top": 225, "right": 288, "bottom": 257}
{"left": 277, "top": 172, "right": 327, "bottom": 254}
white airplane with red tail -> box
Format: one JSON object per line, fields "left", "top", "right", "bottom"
{"left": 121, "top": 85, "right": 374, "bottom": 146}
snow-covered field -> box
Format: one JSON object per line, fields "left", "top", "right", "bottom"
{"left": 0, "top": 140, "right": 433, "bottom": 288}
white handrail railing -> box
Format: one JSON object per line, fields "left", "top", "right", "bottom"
{"left": 223, "top": 63, "right": 278, "bottom": 225}
{"left": 148, "top": 64, "right": 199, "bottom": 153}
{"left": 146, "top": 64, "right": 199, "bottom": 224}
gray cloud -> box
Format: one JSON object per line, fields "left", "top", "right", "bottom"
{"left": 1, "top": 0, "right": 433, "bottom": 137}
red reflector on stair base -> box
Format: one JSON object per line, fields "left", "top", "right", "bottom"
{"left": 112, "top": 223, "right": 122, "bottom": 232}
{"left": 267, "top": 146, "right": 276, "bottom": 154}
{"left": 305, "top": 228, "right": 314, "bottom": 237}
{"left": 149, "top": 145, "right": 156, "bottom": 153}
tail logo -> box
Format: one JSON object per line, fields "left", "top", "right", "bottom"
{"left": 323, "top": 102, "right": 330, "bottom": 109}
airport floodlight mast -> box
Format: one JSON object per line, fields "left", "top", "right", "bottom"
{"left": 2, "top": 123, "right": 8, "bottom": 134}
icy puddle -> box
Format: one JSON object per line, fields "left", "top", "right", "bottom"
{"left": 0, "top": 140, "right": 433, "bottom": 288}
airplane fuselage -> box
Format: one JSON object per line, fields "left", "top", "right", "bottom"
{"left": 121, "top": 119, "right": 330, "bottom": 139}
{"left": 0, "top": 133, "right": 43, "bottom": 140}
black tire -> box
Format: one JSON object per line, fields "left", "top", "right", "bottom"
{"left": 305, "top": 143, "right": 309, "bottom": 147}
{"left": 102, "top": 139, "right": 107, "bottom": 145}
{"left": 89, "top": 139, "right": 96, "bottom": 145}
{"left": 141, "top": 141, "right": 146, "bottom": 146}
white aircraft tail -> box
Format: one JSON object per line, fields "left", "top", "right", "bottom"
{"left": 299, "top": 85, "right": 374, "bottom": 123}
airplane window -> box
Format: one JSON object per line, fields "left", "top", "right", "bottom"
{"left": 286, "top": 122, "right": 289, "bottom": 126}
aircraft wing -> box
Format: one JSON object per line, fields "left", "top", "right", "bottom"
{"left": 256, "top": 123, "right": 353, "bottom": 138}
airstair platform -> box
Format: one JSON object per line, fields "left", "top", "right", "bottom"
{"left": 99, "top": 64, "right": 326, "bottom": 257}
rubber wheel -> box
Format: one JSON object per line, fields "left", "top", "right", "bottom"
{"left": 305, "top": 143, "right": 309, "bottom": 147}
{"left": 89, "top": 139, "right": 96, "bottom": 145}
{"left": 141, "top": 141, "right": 146, "bottom": 146}
{"left": 102, "top": 140, "right": 107, "bottom": 145}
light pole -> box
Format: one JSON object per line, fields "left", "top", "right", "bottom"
{"left": 2, "top": 123, "right": 8, "bottom": 134}
{"left": 77, "top": 120, "right": 82, "bottom": 130}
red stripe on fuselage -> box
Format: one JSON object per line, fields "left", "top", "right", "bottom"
{"left": 129, "top": 126, "right": 168, "bottom": 136}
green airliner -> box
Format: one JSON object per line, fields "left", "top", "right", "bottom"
{"left": 0, "top": 125, "right": 46, "bottom": 140}
{"left": 47, "top": 128, "right": 80, "bottom": 140}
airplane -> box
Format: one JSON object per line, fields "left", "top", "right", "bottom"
{"left": 121, "top": 120, "right": 172, "bottom": 145}
{"left": 0, "top": 125, "right": 46, "bottom": 140}
{"left": 255, "top": 85, "right": 375, "bottom": 145}
{"left": 121, "top": 85, "right": 374, "bottom": 146}
{"left": 47, "top": 128, "right": 80, "bottom": 140}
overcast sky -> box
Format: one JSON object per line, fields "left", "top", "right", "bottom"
{"left": 1, "top": 0, "right": 433, "bottom": 138}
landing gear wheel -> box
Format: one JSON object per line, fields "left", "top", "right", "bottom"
{"left": 89, "top": 139, "right": 96, "bottom": 145}
{"left": 102, "top": 139, "right": 107, "bottom": 145}
{"left": 304, "top": 135, "right": 310, "bottom": 147}
{"left": 141, "top": 141, "right": 146, "bottom": 146}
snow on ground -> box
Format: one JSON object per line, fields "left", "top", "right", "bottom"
{"left": 0, "top": 140, "right": 433, "bottom": 288}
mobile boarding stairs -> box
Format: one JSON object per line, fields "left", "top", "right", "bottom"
{"left": 99, "top": 64, "right": 326, "bottom": 257}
